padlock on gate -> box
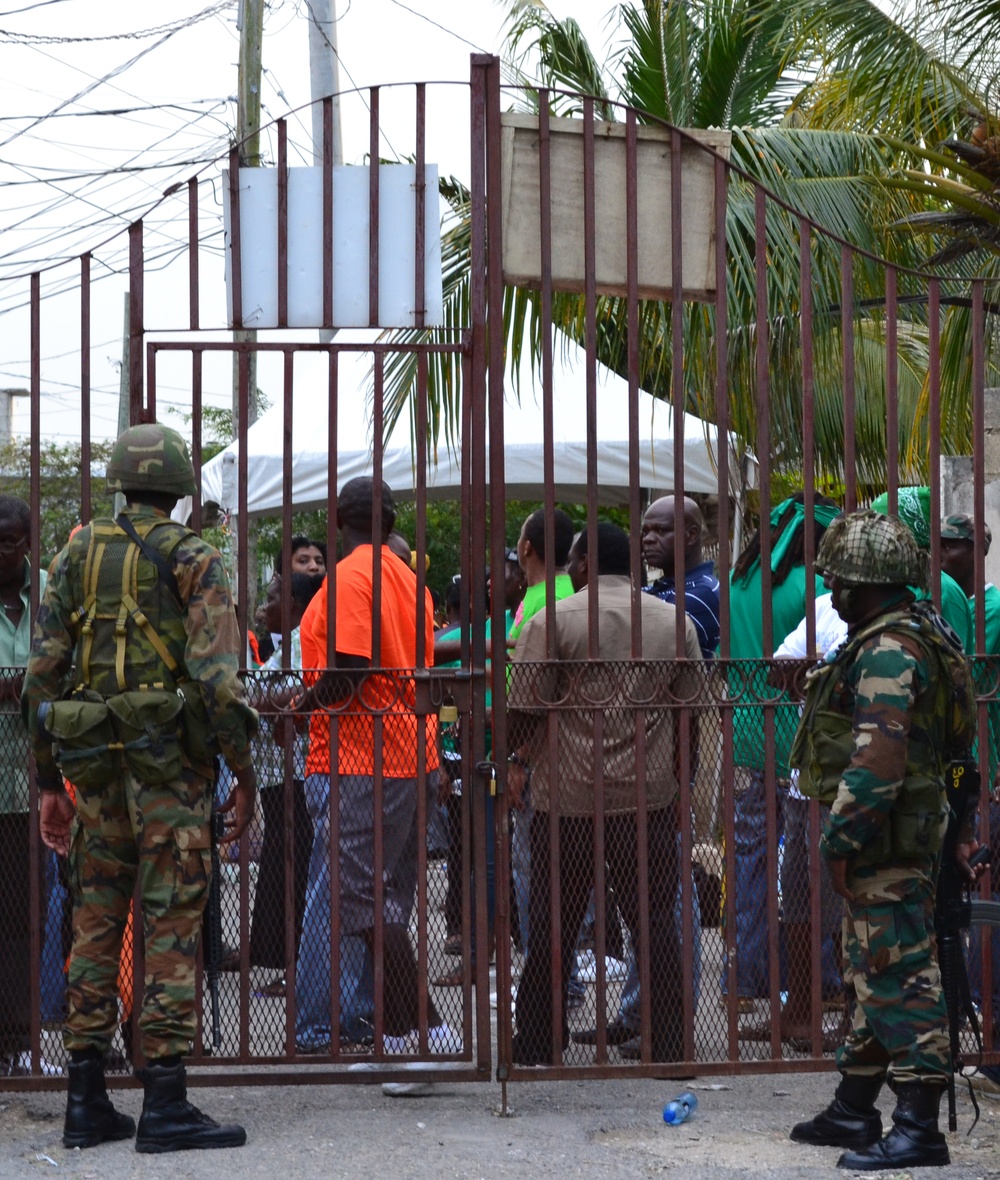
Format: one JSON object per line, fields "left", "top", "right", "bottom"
{"left": 438, "top": 695, "right": 459, "bottom": 724}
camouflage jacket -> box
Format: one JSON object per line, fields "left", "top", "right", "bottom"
{"left": 818, "top": 604, "right": 976, "bottom": 864}
{"left": 22, "top": 505, "right": 257, "bottom": 782}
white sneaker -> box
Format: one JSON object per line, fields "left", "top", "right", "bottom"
{"left": 427, "top": 1023, "right": 462, "bottom": 1053}
{"left": 382, "top": 1035, "right": 413, "bottom": 1054}
{"left": 13, "top": 1051, "right": 62, "bottom": 1077}
{"left": 381, "top": 1064, "right": 437, "bottom": 1098}
{"left": 576, "top": 950, "right": 629, "bottom": 983}
{"left": 348, "top": 1060, "right": 437, "bottom": 1097}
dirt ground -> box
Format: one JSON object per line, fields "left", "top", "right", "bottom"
{"left": 2, "top": 1069, "right": 998, "bottom": 1179}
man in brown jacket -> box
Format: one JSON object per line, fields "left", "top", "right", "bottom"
{"left": 508, "top": 521, "right": 702, "bottom": 1066}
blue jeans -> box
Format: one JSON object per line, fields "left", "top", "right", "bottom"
{"left": 619, "top": 832, "right": 701, "bottom": 1029}
{"left": 722, "top": 768, "right": 781, "bottom": 998}
{"left": 295, "top": 774, "right": 374, "bottom": 1049}
{"left": 512, "top": 797, "right": 532, "bottom": 957}
{"left": 40, "top": 850, "right": 66, "bottom": 1024}
{"left": 721, "top": 772, "right": 842, "bottom": 999}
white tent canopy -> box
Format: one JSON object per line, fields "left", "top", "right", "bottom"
{"left": 176, "top": 341, "right": 734, "bottom": 521}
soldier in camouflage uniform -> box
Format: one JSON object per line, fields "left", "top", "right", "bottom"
{"left": 22, "top": 423, "right": 258, "bottom": 1154}
{"left": 788, "top": 510, "right": 979, "bottom": 1171}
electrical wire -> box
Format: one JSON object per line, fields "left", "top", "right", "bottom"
{"left": 383, "top": 0, "right": 489, "bottom": 55}
{"left": 0, "top": 100, "right": 230, "bottom": 123}
{"left": 0, "top": 4, "right": 235, "bottom": 151}
{"left": 0, "top": 0, "right": 72, "bottom": 15}
{"left": 0, "top": 2, "right": 233, "bottom": 45}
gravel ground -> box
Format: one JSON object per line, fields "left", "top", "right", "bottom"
{"left": 2, "top": 1070, "right": 998, "bottom": 1179}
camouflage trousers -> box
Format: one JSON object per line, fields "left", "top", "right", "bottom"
{"left": 836, "top": 862, "right": 950, "bottom": 1086}
{"left": 65, "top": 765, "right": 212, "bottom": 1061}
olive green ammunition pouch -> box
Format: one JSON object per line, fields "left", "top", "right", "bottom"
{"left": 44, "top": 688, "right": 185, "bottom": 787}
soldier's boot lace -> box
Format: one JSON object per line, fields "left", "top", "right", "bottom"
{"left": 63, "top": 1054, "right": 136, "bottom": 1148}
{"left": 837, "top": 1082, "right": 949, "bottom": 1170}
{"left": 790, "top": 1073, "right": 883, "bottom": 1149}
{"left": 135, "top": 1059, "right": 246, "bottom": 1153}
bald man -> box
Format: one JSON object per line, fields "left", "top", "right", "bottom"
{"left": 640, "top": 495, "right": 720, "bottom": 657}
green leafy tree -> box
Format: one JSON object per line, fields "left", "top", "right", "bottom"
{"left": 383, "top": 0, "right": 1000, "bottom": 503}
{"left": 0, "top": 438, "right": 115, "bottom": 565}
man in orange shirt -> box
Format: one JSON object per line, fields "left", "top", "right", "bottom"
{"left": 294, "top": 477, "right": 450, "bottom": 1053}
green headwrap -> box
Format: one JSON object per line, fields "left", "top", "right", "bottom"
{"left": 767, "top": 497, "right": 841, "bottom": 573}
{"left": 870, "top": 487, "right": 931, "bottom": 549}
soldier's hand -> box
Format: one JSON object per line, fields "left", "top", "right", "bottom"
{"left": 39, "top": 789, "right": 74, "bottom": 857}
{"left": 955, "top": 839, "right": 987, "bottom": 885}
{"left": 827, "top": 857, "right": 855, "bottom": 903}
{"left": 219, "top": 764, "right": 258, "bottom": 845}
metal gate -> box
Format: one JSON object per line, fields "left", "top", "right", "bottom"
{"left": 1, "top": 54, "right": 998, "bottom": 1095}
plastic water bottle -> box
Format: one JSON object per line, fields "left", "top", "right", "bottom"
{"left": 662, "top": 1091, "right": 698, "bottom": 1125}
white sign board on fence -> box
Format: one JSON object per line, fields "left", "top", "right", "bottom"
{"left": 223, "top": 164, "right": 443, "bottom": 328}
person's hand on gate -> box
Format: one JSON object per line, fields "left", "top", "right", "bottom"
{"left": 39, "top": 788, "right": 74, "bottom": 857}
{"left": 827, "top": 857, "right": 855, "bottom": 903}
{"left": 955, "top": 838, "right": 987, "bottom": 885}
{"left": 506, "top": 757, "right": 529, "bottom": 809}
{"left": 219, "top": 763, "right": 258, "bottom": 845}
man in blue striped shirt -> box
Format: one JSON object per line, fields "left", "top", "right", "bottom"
{"left": 640, "top": 495, "right": 720, "bottom": 657}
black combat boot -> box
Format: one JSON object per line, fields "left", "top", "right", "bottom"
{"left": 837, "top": 1082, "right": 949, "bottom": 1170}
{"left": 790, "top": 1073, "right": 883, "bottom": 1149}
{"left": 63, "top": 1055, "right": 136, "bottom": 1148}
{"left": 135, "top": 1059, "right": 246, "bottom": 1153}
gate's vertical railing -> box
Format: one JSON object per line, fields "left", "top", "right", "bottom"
{"left": 482, "top": 54, "right": 506, "bottom": 1075}
{"left": 470, "top": 54, "right": 497, "bottom": 1078}
{"left": 670, "top": 125, "right": 696, "bottom": 1068}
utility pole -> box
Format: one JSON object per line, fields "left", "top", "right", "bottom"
{"left": 307, "top": 0, "right": 343, "bottom": 167}
{"left": 233, "top": 0, "right": 264, "bottom": 617}
{"left": 309, "top": 0, "right": 342, "bottom": 349}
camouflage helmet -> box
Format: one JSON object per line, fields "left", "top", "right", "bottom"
{"left": 106, "top": 422, "right": 196, "bottom": 497}
{"left": 815, "top": 509, "right": 928, "bottom": 591}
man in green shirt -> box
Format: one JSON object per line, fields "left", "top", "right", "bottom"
{"left": 508, "top": 509, "right": 576, "bottom": 642}
{"left": 939, "top": 511, "right": 1000, "bottom": 1060}
{"left": 508, "top": 508, "right": 575, "bottom": 962}
{"left": 871, "top": 489, "right": 974, "bottom": 655}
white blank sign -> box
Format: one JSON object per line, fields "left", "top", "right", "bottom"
{"left": 223, "top": 163, "right": 443, "bottom": 328}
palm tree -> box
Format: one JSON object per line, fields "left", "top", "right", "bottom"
{"left": 384, "top": 0, "right": 1000, "bottom": 497}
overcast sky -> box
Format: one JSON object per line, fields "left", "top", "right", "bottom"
{"left": 0, "top": 0, "right": 622, "bottom": 443}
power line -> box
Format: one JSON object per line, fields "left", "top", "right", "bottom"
{"left": 0, "top": 2, "right": 233, "bottom": 45}
{"left": 0, "top": 4, "right": 234, "bottom": 151}
{"left": 0, "top": 98, "right": 232, "bottom": 123}
{"left": 0, "top": 0, "right": 72, "bottom": 15}
{"left": 383, "top": 0, "right": 489, "bottom": 55}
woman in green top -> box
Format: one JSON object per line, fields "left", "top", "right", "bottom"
{"left": 724, "top": 493, "right": 840, "bottom": 1002}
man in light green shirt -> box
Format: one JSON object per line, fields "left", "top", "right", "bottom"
{"left": 508, "top": 507, "right": 575, "bottom": 962}
{"left": 509, "top": 508, "right": 577, "bottom": 643}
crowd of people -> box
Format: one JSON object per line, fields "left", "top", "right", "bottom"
{"left": 2, "top": 419, "right": 998, "bottom": 1169}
